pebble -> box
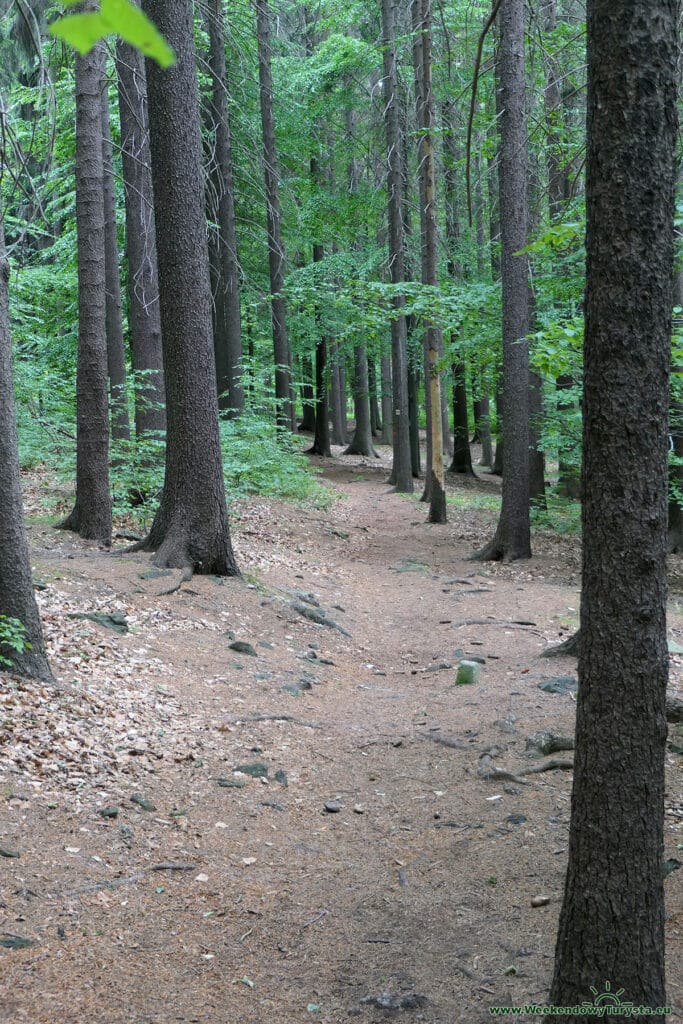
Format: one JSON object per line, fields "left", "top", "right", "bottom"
{"left": 324, "top": 801, "right": 343, "bottom": 813}
{"left": 531, "top": 895, "right": 551, "bottom": 907}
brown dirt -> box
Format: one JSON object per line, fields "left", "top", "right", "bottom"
{"left": 1, "top": 452, "right": 682, "bottom": 1023}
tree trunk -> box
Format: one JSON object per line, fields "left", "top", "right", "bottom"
{"left": 449, "top": 361, "right": 474, "bottom": 475}
{"left": 474, "top": 0, "right": 530, "bottom": 560}
{"left": 368, "top": 357, "right": 381, "bottom": 437}
{"left": 60, "top": 39, "right": 112, "bottom": 545}
{"left": 473, "top": 393, "right": 493, "bottom": 467}
{"left": 255, "top": 0, "right": 293, "bottom": 430}
{"left": 0, "top": 203, "right": 51, "bottom": 681}
{"left": 330, "top": 340, "right": 347, "bottom": 445}
{"left": 115, "top": 35, "right": 166, "bottom": 440}
{"left": 413, "top": 0, "right": 446, "bottom": 523}
{"left": 345, "top": 345, "right": 378, "bottom": 457}
{"left": 408, "top": 358, "right": 421, "bottom": 477}
{"left": 380, "top": 354, "right": 392, "bottom": 445}
{"left": 204, "top": 0, "right": 244, "bottom": 417}
{"left": 139, "top": 0, "right": 239, "bottom": 576}
{"left": 100, "top": 74, "right": 131, "bottom": 443}
{"left": 307, "top": 234, "right": 331, "bottom": 457}
{"left": 380, "top": 0, "right": 412, "bottom": 491}
{"left": 298, "top": 355, "right": 316, "bottom": 432}
{"left": 550, "top": 1, "right": 677, "bottom": 1011}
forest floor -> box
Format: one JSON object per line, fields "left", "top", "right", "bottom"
{"left": 1, "top": 445, "right": 682, "bottom": 1024}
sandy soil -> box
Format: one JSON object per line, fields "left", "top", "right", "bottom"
{"left": 1, "top": 451, "right": 681, "bottom": 1023}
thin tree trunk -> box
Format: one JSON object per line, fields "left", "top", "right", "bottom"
{"left": 60, "top": 39, "right": 112, "bottom": 545}
{"left": 368, "top": 357, "right": 381, "bottom": 437}
{"left": 413, "top": 0, "right": 446, "bottom": 522}
{"left": 330, "top": 341, "right": 346, "bottom": 445}
{"left": 0, "top": 202, "right": 51, "bottom": 680}
{"left": 100, "top": 74, "right": 131, "bottom": 443}
{"left": 550, "top": 0, "right": 677, "bottom": 1008}
{"left": 450, "top": 362, "right": 474, "bottom": 475}
{"left": 380, "top": 353, "right": 392, "bottom": 445}
{"left": 307, "top": 233, "right": 330, "bottom": 457}
{"left": 139, "top": 0, "right": 239, "bottom": 576}
{"left": 380, "top": 0, "right": 412, "bottom": 491}
{"left": 115, "top": 36, "right": 166, "bottom": 440}
{"left": 298, "top": 355, "right": 316, "bottom": 432}
{"left": 474, "top": 394, "right": 493, "bottom": 467}
{"left": 474, "top": 0, "right": 530, "bottom": 560}
{"left": 205, "top": 0, "right": 244, "bottom": 416}
{"left": 255, "top": 0, "right": 293, "bottom": 430}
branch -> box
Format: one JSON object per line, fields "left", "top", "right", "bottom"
{"left": 466, "top": 0, "right": 505, "bottom": 227}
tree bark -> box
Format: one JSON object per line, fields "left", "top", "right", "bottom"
{"left": 59, "top": 39, "right": 112, "bottom": 545}
{"left": 307, "top": 234, "right": 331, "bottom": 457}
{"left": 474, "top": 0, "right": 530, "bottom": 560}
{"left": 115, "top": 36, "right": 166, "bottom": 440}
{"left": 330, "top": 341, "right": 347, "bottom": 445}
{"left": 380, "top": 353, "right": 392, "bottom": 445}
{"left": 380, "top": 0, "right": 413, "bottom": 492}
{"left": 0, "top": 202, "right": 51, "bottom": 680}
{"left": 139, "top": 0, "right": 239, "bottom": 576}
{"left": 345, "top": 345, "right": 378, "bottom": 457}
{"left": 204, "top": 0, "right": 244, "bottom": 417}
{"left": 413, "top": 0, "right": 446, "bottom": 523}
{"left": 449, "top": 361, "right": 474, "bottom": 475}
{"left": 550, "top": 0, "right": 678, "bottom": 1011}
{"left": 255, "top": 0, "right": 293, "bottom": 430}
{"left": 101, "top": 74, "right": 131, "bottom": 443}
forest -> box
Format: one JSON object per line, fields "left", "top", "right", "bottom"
{"left": 0, "top": 0, "right": 681, "bottom": 1021}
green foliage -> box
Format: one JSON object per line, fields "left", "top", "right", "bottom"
{"left": 50, "top": 0, "right": 175, "bottom": 66}
{"left": 0, "top": 616, "right": 31, "bottom": 669}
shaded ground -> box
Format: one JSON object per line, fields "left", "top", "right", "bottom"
{"left": 1, "top": 450, "right": 681, "bottom": 1023}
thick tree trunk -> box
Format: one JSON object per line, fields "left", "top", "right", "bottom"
{"left": 0, "top": 205, "right": 51, "bottom": 681}
{"left": 408, "top": 358, "right": 421, "bottom": 477}
{"left": 380, "top": 0, "right": 413, "bottom": 491}
{"left": 345, "top": 345, "right": 378, "bottom": 457}
{"left": 550, "top": 1, "right": 678, "bottom": 1011}
{"left": 60, "top": 40, "right": 112, "bottom": 545}
{"left": 139, "top": 0, "right": 239, "bottom": 576}
{"left": 449, "top": 361, "right": 474, "bottom": 475}
{"left": 474, "top": 0, "right": 530, "bottom": 560}
{"left": 413, "top": 0, "right": 446, "bottom": 523}
{"left": 115, "top": 36, "right": 166, "bottom": 440}
{"left": 204, "top": 0, "right": 244, "bottom": 417}
{"left": 255, "top": 0, "right": 293, "bottom": 430}
{"left": 100, "top": 76, "right": 130, "bottom": 443}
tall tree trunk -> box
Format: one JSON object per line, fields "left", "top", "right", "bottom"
{"left": 669, "top": 234, "right": 683, "bottom": 552}
{"left": 413, "top": 0, "right": 446, "bottom": 523}
{"left": 100, "top": 74, "right": 130, "bottom": 443}
{"left": 550, "top": 0, "right": 678, "bottom": 1010}
{"left": 474, "top": 394, "right": 493, "bottom": 467}
{"left": 60, "top": 39, "right": 112, "bottom": 545}
{"left": 408, "top": 357, "right": 421, "bottom": 477}
{"left": 139, "top": 0, "right": 239, "bottom": 576}
{"left": 115, "top": 36, "right": 166, "bottom": 440}
{"left": 204, "top": 0, "right": 244, "bottom": 417}
{"left": 345, "top": 345, "right": 378, "bottom": 457}
{"left": 368, "top": 357, "right": 381, "bottom": 437}
{"left": 0, "top": 203, "right": 51, "bottom": 681}
{"left": 380, "top": 354, "right": 392, "bottom": 445}
{"left": 307, "top": 231, "right": 331, "bottom": 457}
{"left": 330, "top": 341, "right": 346, "bottom": 445}
{"left": 255, "top": 0, "right": 293, "bottom": 430}
{"left": 298, "top": 355, "right": 316, "bottom": 432}
{"left": 380, "top": 0, "right": 413, "bottom": 491}
{"left": 443, "top": 97, "right": 473, "bottom": 477}
{"left": 474, "top": 0, "right": 530, "bottom": 560}
{"left": 527, "top": 152, "right": 547, "bottom": 510}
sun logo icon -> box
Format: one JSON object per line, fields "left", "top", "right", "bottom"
{"left": 582, "top": 981, "right": 634, "bottom": 1010}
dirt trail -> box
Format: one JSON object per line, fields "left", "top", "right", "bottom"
{"left": 1, "top": 459, "right": 681, "bottom": 1023}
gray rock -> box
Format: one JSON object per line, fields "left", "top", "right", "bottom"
{"left": 538, "top": 676, "right": 578, "bottom": 695}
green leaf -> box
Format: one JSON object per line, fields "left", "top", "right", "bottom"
{"left": 49, "top": 0, "right": 175, "bottom": 67}
{"left": 49, "top": 13, "right": 109, "bottom": 54}
{"left": 101, "top": 0, "right": 175, "bottom": 66}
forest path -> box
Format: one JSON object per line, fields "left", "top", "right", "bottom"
{"left": 1, "top": 458, "right": 681, "bottom": 1023}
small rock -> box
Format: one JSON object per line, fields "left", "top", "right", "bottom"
{"left": 531, "top": 895, "right": 551, "bottom": 907}
{"left": 0, "top": 935, "right": 36, "bottom": 950}
{"left": 456, "top": 661, "right": 480, "bottom": 685}
{"left": 274, "top": 769, "right": 288, "bottom": 787}
{"left": 526, "top": 731, "right": 575, "bottom": 756}
{"left": 323, "top": 801, "right": 343, "bottom": 813}
{"left": 131, "top": 794, "right": 156, "bottom": 812}
{"left": 216, "top": 777, "right": 246, "bottom": 788}
{"left": 0, "top": 848, "right": 20, "bottom": 858}
{"left": 538, "top": 676, "right": 578, "bottom": 695}
{"left": 353, "top": 804, "right": 365, "bottom": 814}
{"left": 505, "top": 814, "right": 527, "bottom": 825}
{"left": 97, "top": 806, "right": 119, "bottom": 819}
{"left": 229, "top": 641, "right": 257, "bottom": 657}
{"left": 503, "top": 785, "right": 521, "bottom": 796}
{"left": 234, "top": 762, "right": 268, "bottom": 779}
